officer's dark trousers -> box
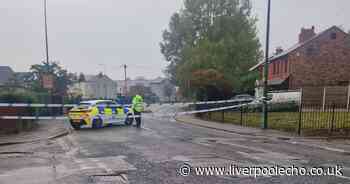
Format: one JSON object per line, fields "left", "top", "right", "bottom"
{"left": 134, "top": 110, "right": 141, "bottom": 128}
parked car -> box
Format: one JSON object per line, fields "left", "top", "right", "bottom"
{"left": 68, "top": 100, "right": 135, "bottom": 130}
{"left": 231, "top": 94, "right": 255, "bottom": 103}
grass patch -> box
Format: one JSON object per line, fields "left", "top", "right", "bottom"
{"left": 205, "top": 111, "right": 350, "bottom": 133}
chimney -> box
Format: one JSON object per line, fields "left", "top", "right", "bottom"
{"left": 275, "top": 47, "right": 284, "bottom": 55}
{"left": 299, "top": 26, "right": 316, "bottom": 43}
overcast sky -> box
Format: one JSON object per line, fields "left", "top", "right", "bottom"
{"left": 0, "top": 0, "right": 349, "bottom": 80}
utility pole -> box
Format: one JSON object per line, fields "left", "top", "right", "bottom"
{"left": 43, "top": 0, "right": 55, "bottom": 108}
{"left": 262, "top": 0, "right": 271, "bottom": 129}
{"left": 44, "top": 0, "right": 49, "bottom": 67}
{"left": 123, "top": 64, "right": 128, "bottom": 96}
{"left": 99, "top": 64, "right": 107, "bottom": 75}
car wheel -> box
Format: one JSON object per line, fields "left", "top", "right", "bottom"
{"left": 71, "top": 124, "right": 81, "bottom": 130}
{"left": 70, "top": 120, "right": 81, "bottom": 130}
{"left": 125, "top": 114, "right": 134, "bottom": 126}
{"left": 92, "top": 118, "right": 103, "bottom": 129}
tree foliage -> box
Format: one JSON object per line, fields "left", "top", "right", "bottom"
{"left": 129, "top": 84, "right": 159, "bottom": 103}
{"left": 160, "top": 0, "right": 261, "bottom": 100}
{"left": 78, "top": 73, "right": 86, "bottom": 83}
{"left": 27, "top": 62, "right": 77, "bottom": 97}
{"left": 163, "top": 81, "right": 176, "bottom": 101}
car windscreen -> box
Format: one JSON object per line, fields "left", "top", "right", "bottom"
{"left": 77, "top": 102, "right": 92, "bottom": 109}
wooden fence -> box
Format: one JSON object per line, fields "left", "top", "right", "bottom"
{"left": 301, "top": 85, "right": 350, "bottom": 110}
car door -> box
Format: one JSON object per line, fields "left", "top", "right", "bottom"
{"left": 104, "top": 102, "right": 115, "bottom": 124}
{"left": 114, "top": 103, "right": 126, "bottom": 123}
{"left": 95, "top": 101, "right": 109, "bottom": 125}
{"left": 107, "top": 101, "right": 122, "bottom": 123}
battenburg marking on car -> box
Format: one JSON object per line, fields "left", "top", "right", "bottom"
{"left": 68, "top": 100, "right": 135, "bottom": 130}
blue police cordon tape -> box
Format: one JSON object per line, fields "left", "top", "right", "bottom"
{"left": 0, "top": 98, "right": 250, "bottom": 108}
{"left": 0, "top": 103, "right": 250, "bottom": 120}
{"left": 0, "top": 99, "right": 261, "bottom": 120}
{"left": 0, "top": 103, "right": 131, "bottom": 108}
{"left": 0, "top": 115, "right": 141, "bottom": 120}
{"left": 152, "top": 101, "right": 260, "bottom": 118}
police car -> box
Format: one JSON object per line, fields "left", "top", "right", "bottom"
{"left": 68, "top": 100, "right": 134, "bottom": 130}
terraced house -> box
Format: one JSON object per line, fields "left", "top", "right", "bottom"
{"left": 251, "top": 26, "right": 350, "bottom": 91}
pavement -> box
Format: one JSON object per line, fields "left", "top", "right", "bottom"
{"left": 175, "top": 115, "right": 294, "bottom": 138}
{"left": 1, "top": 107, "right": 350, "bottom": 183}
{"left": 175, "top": 114, "right": 350, "bottom": 155}
{"left": 0, "top": 119, "right": 73, "bottom": 146}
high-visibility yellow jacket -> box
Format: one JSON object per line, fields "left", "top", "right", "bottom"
{"left": 132, "top": 95, "right": 144, "bottom": 112}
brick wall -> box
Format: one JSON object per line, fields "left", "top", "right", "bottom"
{"left": 289, "top": 28, "right": 350, "bottom": 89}
{"left": 0, "top": 107, "right": 35, "bottom": 134}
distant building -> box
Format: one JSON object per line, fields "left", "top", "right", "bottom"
{"left": 250, "top": 26, "right": 350, "bottom": 93}
{"left": 149, "top": 77, "right": 175, "bottom": 102}
{"left": 14, "top": 72, "right": 32, "bottom": 88}
{"left": 116, "top": 77, "right": 176, "bottom": 102}
{"left": 0, "top": 66, "right": 30, "bottom": 89}
{"left": 0, "top": 66, "right": 14, "bottom": 87}
{"left": 70, "top": 73, "right": 118, "bottom": 100}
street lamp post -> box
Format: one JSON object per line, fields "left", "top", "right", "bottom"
{"left": 262, "top": 0, "right": 271, "bottom": 129}
{"left": 44, "top": 0, "right": 49, "bottom": 67}
{"left": 123, "top": 64, "right": 128, "bottom": 96}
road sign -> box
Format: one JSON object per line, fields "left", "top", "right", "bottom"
{"left": 42, "top": 74, "right": 54, "bottom": 89}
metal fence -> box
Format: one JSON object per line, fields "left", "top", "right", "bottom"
{"left": 203, "top": 102, "right": 350, "bottom": 136}
{"left": 300, "top": 104, "right": 350, "bottom": 135}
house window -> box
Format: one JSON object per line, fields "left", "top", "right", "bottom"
{"left": 306, "top": 44, "right": 320, "bottom": 56}
{"left": 280, "top": 61, "right": 283, "bottom": 73}
{"left": 345, "top": 36, "right": 350, "bottom": 48}
{"left": 273, "top": 63, "right": 276, "bottom": 74}
{"left": 331, "top": 32, "right": 337, "bottom": 40}
{"left": 306, "top": 46, "right": 315, "bottom": 56}
{"left": 284, "top": 60, "right": 288, "bottom": 73}
{"left": 337, "top": 81, "right": 349, "bottom": 86}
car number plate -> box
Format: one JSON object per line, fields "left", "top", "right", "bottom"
{"left": 72, "top": 119, "right": 81, "bottom": 123}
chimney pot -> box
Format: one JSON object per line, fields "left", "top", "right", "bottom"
{"left": 299, "top": 26, "right": 316, "bottom": 43}
{"left": 275, "top": 47, "right": 284, "bottom": 55}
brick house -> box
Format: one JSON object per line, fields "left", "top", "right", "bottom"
{"left": 250, "top": 26, "right": 350, "bottom": 91}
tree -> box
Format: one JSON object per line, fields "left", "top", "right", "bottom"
{"left": 78, "top": 73, "right": 86, "bottom": 83}
{"left": 163, "top": 81, "right": 175, "bottom": 102}
{"left": 161, "top": 0, "right": 261, "bottom": 100}
{"left": 28, "top": 62, "right": 77, "bottom": 102}
{"left": 129, "top": 84, "right": 149, "bottom": 97}
{"left": 129, "top": 84, "right": 159, "bottom": 103}
{"left": 160, "top": 13, "right": 188, "bottom": 84}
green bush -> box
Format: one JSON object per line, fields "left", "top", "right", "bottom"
{"left": 241, "top": 102, "right": 299, "bottom": 113}
{"left": 268, "top": 102, "right": 299, "bottom": 112}
{"left": 0, "top": 91, "right": 37, "bottom": 103}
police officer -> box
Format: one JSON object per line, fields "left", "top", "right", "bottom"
{"left": 132, "top": 94, "right": 144, "bottom": 128}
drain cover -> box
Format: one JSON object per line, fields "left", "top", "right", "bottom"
{"left": 89, "top": 174, "right": 129, "bottom": 184}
